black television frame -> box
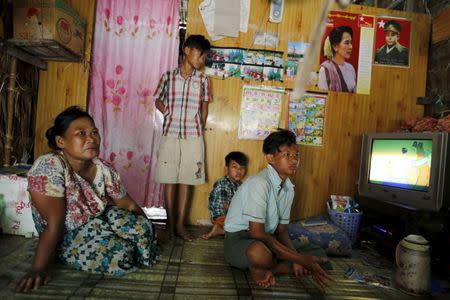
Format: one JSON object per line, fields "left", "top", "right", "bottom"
{"left": 358, "top": 131, "right": 449, "bottom": 212}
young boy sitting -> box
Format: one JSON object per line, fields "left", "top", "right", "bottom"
{"left": 203, "top": 151, "right": 248, "bottom": 240}
{"left": 224, "top": 129, "right": 331, "bottom": 289}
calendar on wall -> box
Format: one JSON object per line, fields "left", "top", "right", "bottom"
{"left": 288, "top": 92, "right": 327, "bottom": 146}
{"left": 238, "top": 85, "right": 284, "bottom": 140}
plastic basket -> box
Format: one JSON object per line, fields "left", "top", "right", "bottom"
{"left": 327, "top": 203, "right": 362, "bottom": 244}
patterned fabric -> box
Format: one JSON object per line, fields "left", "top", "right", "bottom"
{"left": 154, "top": 68, "right": 211, "bottom": 138}
{"left": 287, "top": 215, "right": 352, "bottom": 256}
{"left": 89, "top": 0, "right": 180, "bottom": 208}
{"left": 59, "top": 206, "right": 158, "bottom": 276}
{"left": 208, "top": 176, "right": 241, "bottom": 221}
{"left": 27, "top": 152, "right": 126, "bottom": 232}
{"left": 224, "top": 165, "right": 294, "bottom": 234}
{"left": 27, "top": 152, "right": 158, "bottom": 275}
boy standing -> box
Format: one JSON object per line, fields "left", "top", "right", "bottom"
{"left": 203, "top": 151, "right": 248, "bottom": 240}
{"left": 224, "top": 129, "right": 331, "bottom": 289}
{"left": 154, "top": 35, "right": 211, "bottom": 241}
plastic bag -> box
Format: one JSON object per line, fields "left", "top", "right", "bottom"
{"left": 329, "top": 195, "right": 360, "bottom": 213}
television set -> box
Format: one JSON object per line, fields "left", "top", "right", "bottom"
{"left": 358, "top": 132, "right": 450, "bottom": 212}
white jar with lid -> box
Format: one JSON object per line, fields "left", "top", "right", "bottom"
{"left": 395, "top": 234, "right": 431, "bottom": 295}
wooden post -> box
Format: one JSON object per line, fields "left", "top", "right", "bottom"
{"left": 3, "top": 56, "right": 18, "bottom": 167}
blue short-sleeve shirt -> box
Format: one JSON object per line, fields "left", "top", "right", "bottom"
{"left": 224, "top": 164, "right": 295, "bottom": 234}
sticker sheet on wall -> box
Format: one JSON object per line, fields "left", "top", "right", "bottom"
{"left": 318, "top": 11, "right": 375, "bottom": 95}
{"left": 373, "top": 17, "right": 411, "bottom": 67}
{"left": 238, "top": 85, "right": 284, "bottom": 140}
{"left": 288, "top": 92, "right": 327, "bottom": 146}
{"left": 205, "top": 47, "right": 284, "bottom": 81}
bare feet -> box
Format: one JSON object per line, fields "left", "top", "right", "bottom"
{"left": 175, "top": 225, "right": 194, "bottom": 242}
{"left": 202, "top": 224, "right": 224, "bottom": 240}
{"left": 249, "top": 267, "right": 276, "bottom": 288}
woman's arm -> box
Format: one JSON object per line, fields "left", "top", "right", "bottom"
{"left": 16, "top": 192, "right": 65, "bottom": 293}
{"left": 112, "top": 194, "right": 145, "bottom": 216}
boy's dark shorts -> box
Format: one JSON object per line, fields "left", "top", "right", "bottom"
{"left": 224, "top": 230, "right": 256, "bottom": 269}
{"left": 224, "top": 230, "right": 330, "bottom": 270}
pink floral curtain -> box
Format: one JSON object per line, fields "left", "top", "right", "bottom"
{"left": 89, "top": 0, "right": 179, "bottom": 207}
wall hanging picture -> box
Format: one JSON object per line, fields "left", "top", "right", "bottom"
{"left": 285, "top": 41, "right": 310, "bottom": 80}
{"left": 318, "top": 11, "right": 375, "bottom": 95}
{"left": 374, "top": 17, "right": 411, "bottom": 67}
{"left": 238, "top": 85, "right": 284, "bottom": 140}
{"left": 288, "top": 92, "right": 327, "bottom": 146}
{"left": 205, "top": 47, "right": 283, "bottom": 81}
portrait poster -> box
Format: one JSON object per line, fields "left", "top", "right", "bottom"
{"left": 205, "top": 47, "right": 283, "bottom": 81}
{"left": 288, "top": 92, "right": 327, "bottom": 146}
{"left": 238, "top": 85, "right": 284, "bottom": 140}
{"left": 285, "top": 41, "right": 310, "bottom": 80}
{"left": 318, "top": 11, "right": 375, "bottom": 95}
{"left": 374, "top": 17, "right": 411, "bottom": 67}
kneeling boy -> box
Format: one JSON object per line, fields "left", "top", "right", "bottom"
{"left": 203, "top": 151, "right": 248, "bottom": 240}
{"left": 224, "top": 129, "right": 331, "bottom": 289}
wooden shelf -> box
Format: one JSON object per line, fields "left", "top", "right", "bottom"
{"left": 0, "top": 39, "right": 82, "bottom": 70}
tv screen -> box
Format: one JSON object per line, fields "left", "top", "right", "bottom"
{"left": 369, "top": 139, "right": 432, "bottom": 191}
{"left": 358, "top": 132, "right": 449, "bottom": 212}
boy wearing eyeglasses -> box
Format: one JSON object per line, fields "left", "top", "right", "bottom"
{"left": 224, "top": 129, "right": 331, "bottom": 289}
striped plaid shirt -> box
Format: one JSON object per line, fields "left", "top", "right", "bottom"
{"left": 154, "top": 68, "right": 211, "bottom": 138}
{"left": 208, "top": 176, "right": 241, "bottom": 221}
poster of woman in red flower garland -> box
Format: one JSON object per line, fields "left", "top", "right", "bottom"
{"left": 374, "top": 17, "right": 411, "bottom": 67}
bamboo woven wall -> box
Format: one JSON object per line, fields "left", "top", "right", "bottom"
{"left": 186, "top": 0, "right": 431, "bottom": 224}
{"left": 34, "top": 0, "right": 96, "bottom": 157}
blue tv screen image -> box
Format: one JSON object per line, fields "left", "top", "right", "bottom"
{"left": 369, "top": 139, "right": 432, "bottom": 191}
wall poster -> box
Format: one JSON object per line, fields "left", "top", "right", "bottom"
{"left": 374, "top": 17, "right": 411, "bottom": 67}
{"left": 285, "top": 41, "right": 310, "bottom": 80}
{"left": 318, "top": 11, "right": 375, "bottom": 95}
{"left": 205, "top": 47, "right": 283, "bottom": 81}
{"left": 238, "top": 85, "right": 284, "bottom": 140}
{"left": 288, "top": 92, "right": 327, "bottom": 146}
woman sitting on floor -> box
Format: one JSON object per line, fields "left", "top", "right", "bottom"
{"left": 16, "top": 106, "right": 158, "bottom": 293}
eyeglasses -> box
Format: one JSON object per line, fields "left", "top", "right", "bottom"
{"left": 278, "top": 152, "right": 300, "bottom": 160}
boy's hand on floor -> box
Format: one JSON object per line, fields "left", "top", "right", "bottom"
{"left": 292, "top": 263, "right": 309, "bottom": 277}
{"left": 302, "top": 256, "right": 333, "bottom": 290}
{"left": 310, "top": 262, "right": 332, "bottom": 290}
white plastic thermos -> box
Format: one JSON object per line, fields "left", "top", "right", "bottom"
{"left": 395, "top": 234, "right": 431, "bottom": 295}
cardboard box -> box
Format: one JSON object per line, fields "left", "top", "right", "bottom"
{"left": 13, "top": 0, "right": 86, "bottom": 57}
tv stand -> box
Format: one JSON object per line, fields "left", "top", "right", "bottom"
{"left": 358, "top": 195, "right": 450, "bottom": 276}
